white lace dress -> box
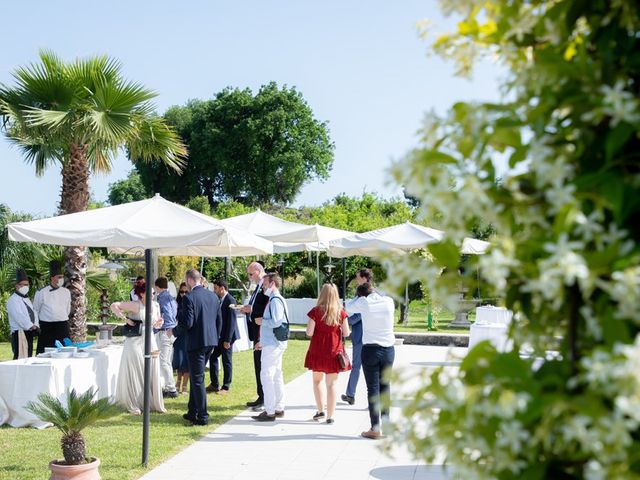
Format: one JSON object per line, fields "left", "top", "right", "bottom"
{"left": 115, "top": 301, "right": 166, "bottom": 414}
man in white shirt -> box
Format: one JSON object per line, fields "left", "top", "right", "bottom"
{"left": 6, "top": 268, "right": 39, "bottom": 359}
{"left": 345, "top": 283, "right": 396, "bottom": 440}
{"left": 34, "top": 261, "right": 71, "bottom": 354}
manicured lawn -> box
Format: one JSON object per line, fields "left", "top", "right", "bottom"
{"left": 0, "top": 339, "right": 310, "bottom": 480}
{"left": 393, "top": 301, "right": 473, "bottom": 334}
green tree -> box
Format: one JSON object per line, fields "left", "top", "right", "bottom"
{"left": 0, "top": 51, "right": 186, "bottom": 340}
{"left": 107, "top": 170, "right": 149, "bottom": 205}
{"left": 389, "top": 1, "right": 640, "bottom": 478}
{"left": 136, "top": 82, "right": 334, "bottom": 207}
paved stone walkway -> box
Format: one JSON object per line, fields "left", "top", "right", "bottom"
{"left": 139, "top": 345, "right": 465, "bottom": 480}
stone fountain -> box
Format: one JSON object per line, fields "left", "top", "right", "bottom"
{"left": 449, "top": 289, "right": 479, "bottom": 328}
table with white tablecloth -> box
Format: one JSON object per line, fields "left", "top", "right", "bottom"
{"left": 469, "top": 323, "right": 510, "bottom": 351}
{"left": 284, "top": 298, "right": 317, "bottom": 325}
{"left": 0, "top": 345, "right": 123, "bottom": 428}
{"left": 475, "top": 306, "right": 513, "bottom": 325}
{"left": 232, "top": 311, "right": 251, "bottom": 352}
{"left": 469, "top": 306, "right": 513, "bottom": 352}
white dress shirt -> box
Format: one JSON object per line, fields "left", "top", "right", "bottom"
{"left": 7, "top": 293, "right": 39, "bottom": 332}
{"left": 33, "top": 285, "right": 71, "bottom": 323}
{"left": 345, "top": 292, "right": 395, "bottom": 347}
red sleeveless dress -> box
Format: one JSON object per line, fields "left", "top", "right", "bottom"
{"left": 304, "top": 306, "right": 350, "bottom": 373}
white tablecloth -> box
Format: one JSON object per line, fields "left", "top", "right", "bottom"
{"left": 475, "top": 306, "right": 513, "bottom": 325}
{"left": 0, "top": 345, "right": 123, "bottom": 428}
{"left": 284, "top": 298, "right": 317, "bottom": 325}
{"left": 232, "top": 312, "right": 251, "bottom": 352}
{"left": 469, "top": 323, "right": 510, "bottom": 352}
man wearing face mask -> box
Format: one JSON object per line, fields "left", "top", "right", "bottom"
{"left": 7, "top": 268, "right": 39, "bottom": 359}
{"left": 33, "top": 260, "right": 71, "bottom": 354}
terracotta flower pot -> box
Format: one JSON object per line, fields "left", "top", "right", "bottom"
{"left": 49, "top": 457, "right": 101, "bottom": 480}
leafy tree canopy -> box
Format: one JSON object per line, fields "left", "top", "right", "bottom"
{"left": 107, "top": 170, "right": 149, "bottom": 205}
{"left": 135, "top": 82, "right": 335, "bottom": 207}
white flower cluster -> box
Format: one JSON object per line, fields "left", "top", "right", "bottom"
{"left": 582, "top": 79, "right": 640, "bottom": 127}
{"left": 479, "top": 242, "right": 519, "bottom": 291}
{"left": 504, "top": 4, "right": 540, "bottom": 42}
{"left": 600, "top": 80, "right": 640, "bottom": 126}
{"left": 524, "top": 234, "right": 591, "bottom": 309}
{"left": 599, "top": 266, "right": 640, "bottom": 321}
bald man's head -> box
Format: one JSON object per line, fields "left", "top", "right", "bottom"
{"left": 247, "top": 262, "right": 265, "bottom": 282}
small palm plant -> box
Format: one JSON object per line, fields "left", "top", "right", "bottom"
{"left": 25, "top": 387, "right": 117, "bottom": 465}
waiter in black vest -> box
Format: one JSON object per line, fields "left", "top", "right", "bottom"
{"left": 34, "top": 261, "right": 71, "bottom": 353}
{"left": 240, "top": 261, "right": 269, "bottom": 411}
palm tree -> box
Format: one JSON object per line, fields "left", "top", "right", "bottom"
{"left": 25, "top": 387, "right": 118, "bottom": 465}
{"left": 0, "top": 50, "right": 186, "bottom": 340}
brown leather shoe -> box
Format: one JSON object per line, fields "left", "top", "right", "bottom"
{"left": 361, "top": 429, "right": 381, "bottom": 440}
{"left": 274, "top": 410, "right": 284, "bottom": 418}
{"left": 216, "top": 389, "right": 229, "bottom": 396}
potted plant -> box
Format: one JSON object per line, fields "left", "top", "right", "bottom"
{"left": 25, "top": 387, "right": 118, "bottom": 480}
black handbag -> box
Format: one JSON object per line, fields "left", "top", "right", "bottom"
{"left": 122, "top": 320, "right": 142, "bottom": 337}
{"left": 269, "top": 298, "right": 290, "bottom": 341}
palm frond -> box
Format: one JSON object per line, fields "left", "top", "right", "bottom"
{"left": 11, "top": 52, "right": 77, "bottom": 111}
{"left": 127, "top": 116, "right": 187, "bottom": 172}
{"left": 23, "top": 107, "right": 70, "bottom": 129}
{"left": 86, "top": 270, "right": 111, "bottom": 291}
{"left": 25, "top": 393, "right": 71, "bottom": 435}
{"left": 25, "top": 387, "right": 118, "bottom": 435}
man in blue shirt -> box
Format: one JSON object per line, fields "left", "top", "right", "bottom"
{"left": 155, "top": 277, "right": 178, "bottom": 398}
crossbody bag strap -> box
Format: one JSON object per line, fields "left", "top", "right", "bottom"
{"left": 268, "top": 297, "right": 289, "bottom": 326}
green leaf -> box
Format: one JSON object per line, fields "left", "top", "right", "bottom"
{"left": 605, "top": 122, "right": 634, "bottom": 162}
{"left": 491, "top": 126, "right": 522, "bottom": 150}
{"left": 428, "top": 240, "right": 461, "bottom": 270}
{"left": 418, "top": 149, "right": 458, "bottom": 166}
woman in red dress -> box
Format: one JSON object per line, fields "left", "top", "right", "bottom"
{"left": 305, "top": 283, "right": 351, "bottom": 424}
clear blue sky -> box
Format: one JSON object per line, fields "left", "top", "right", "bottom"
{"left": 0, "top": 0, "right": 501, "bottom": 217}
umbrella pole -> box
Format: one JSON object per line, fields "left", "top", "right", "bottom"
{"left": 316, "top": 251, "right": 320, "bottom": 296}
{"left": 142, "top": 248, "right": 154, "bottom": 467}
{"left": 341, "top": 258, "right": 347, "bottom": 305}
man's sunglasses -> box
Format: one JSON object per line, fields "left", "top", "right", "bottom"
{"left": 179, "top": 291, "right": 188, "bottom": 294}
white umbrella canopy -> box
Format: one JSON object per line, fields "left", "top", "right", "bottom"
{"left": 221, "top": 209, "right": 353, "bottom": 253}
{"left": 8, "top": 194, "right": 273, "bottom": 256}
{"left": 461, "top": 237, "right": 491, "bottom": 255}
{"left": 327, "top": 221, "right": 490, "bottom": 258}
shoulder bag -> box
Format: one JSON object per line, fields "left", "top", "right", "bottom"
{"left": 269, "top": 297, "right": 290, "bottom": 341}
{"left": 337, "top": 330, "right": 351, "bottom": 371}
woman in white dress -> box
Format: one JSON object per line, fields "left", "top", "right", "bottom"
{"left": 110, "top": 280, "right": 166, "bottom": 414}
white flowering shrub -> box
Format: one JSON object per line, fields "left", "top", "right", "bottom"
{"left": 388, "top": 1, "right": 640, "bottom": 478}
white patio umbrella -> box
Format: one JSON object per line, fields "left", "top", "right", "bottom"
{"left": 327, "top": 221, "right": 490, "bottom": 257}
{"left": 7, "top": 194, "right": 272, "bottom": 465}
{"left": 222, "top": 210, "right": 354, "bottom": 292}
{"left": 10, "top": 194, "right": 272, "bottom": 255}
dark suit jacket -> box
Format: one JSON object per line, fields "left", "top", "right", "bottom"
{"left": 246, "top": 282, "right": 269, "bottom": 342}
{"left": 178, "top": 285, "right": 222, "bottom": 352}
{"left": 219, "top": 293, "right": 239, "bottom": 344}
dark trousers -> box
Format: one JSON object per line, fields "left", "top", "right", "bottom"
{"left": 209, "top": 341, "right": 233, "bottom": 390}
{"left": 253, "top": 348, "right": 264, "bottom": 401}
{"left": 11, "top": 330, "right": 36, "bottom": 360}
{"left": 361, "top": 344, "right": 395, "bottom": 431}
{"left": 187, "top": 346, "right": 214, "bottom": 421}
{"left": 36, "top": 321, "right": 70, "bottom": 354}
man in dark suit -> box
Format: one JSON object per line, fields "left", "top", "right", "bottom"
{"left": 207, "top": 279, "right": 238, "bottom": 394}
{"left": 178, "top": 268, "right": 222, "bottom": 426}
{"left": 240, "top": 261, "right": 269, "bottom": 410}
